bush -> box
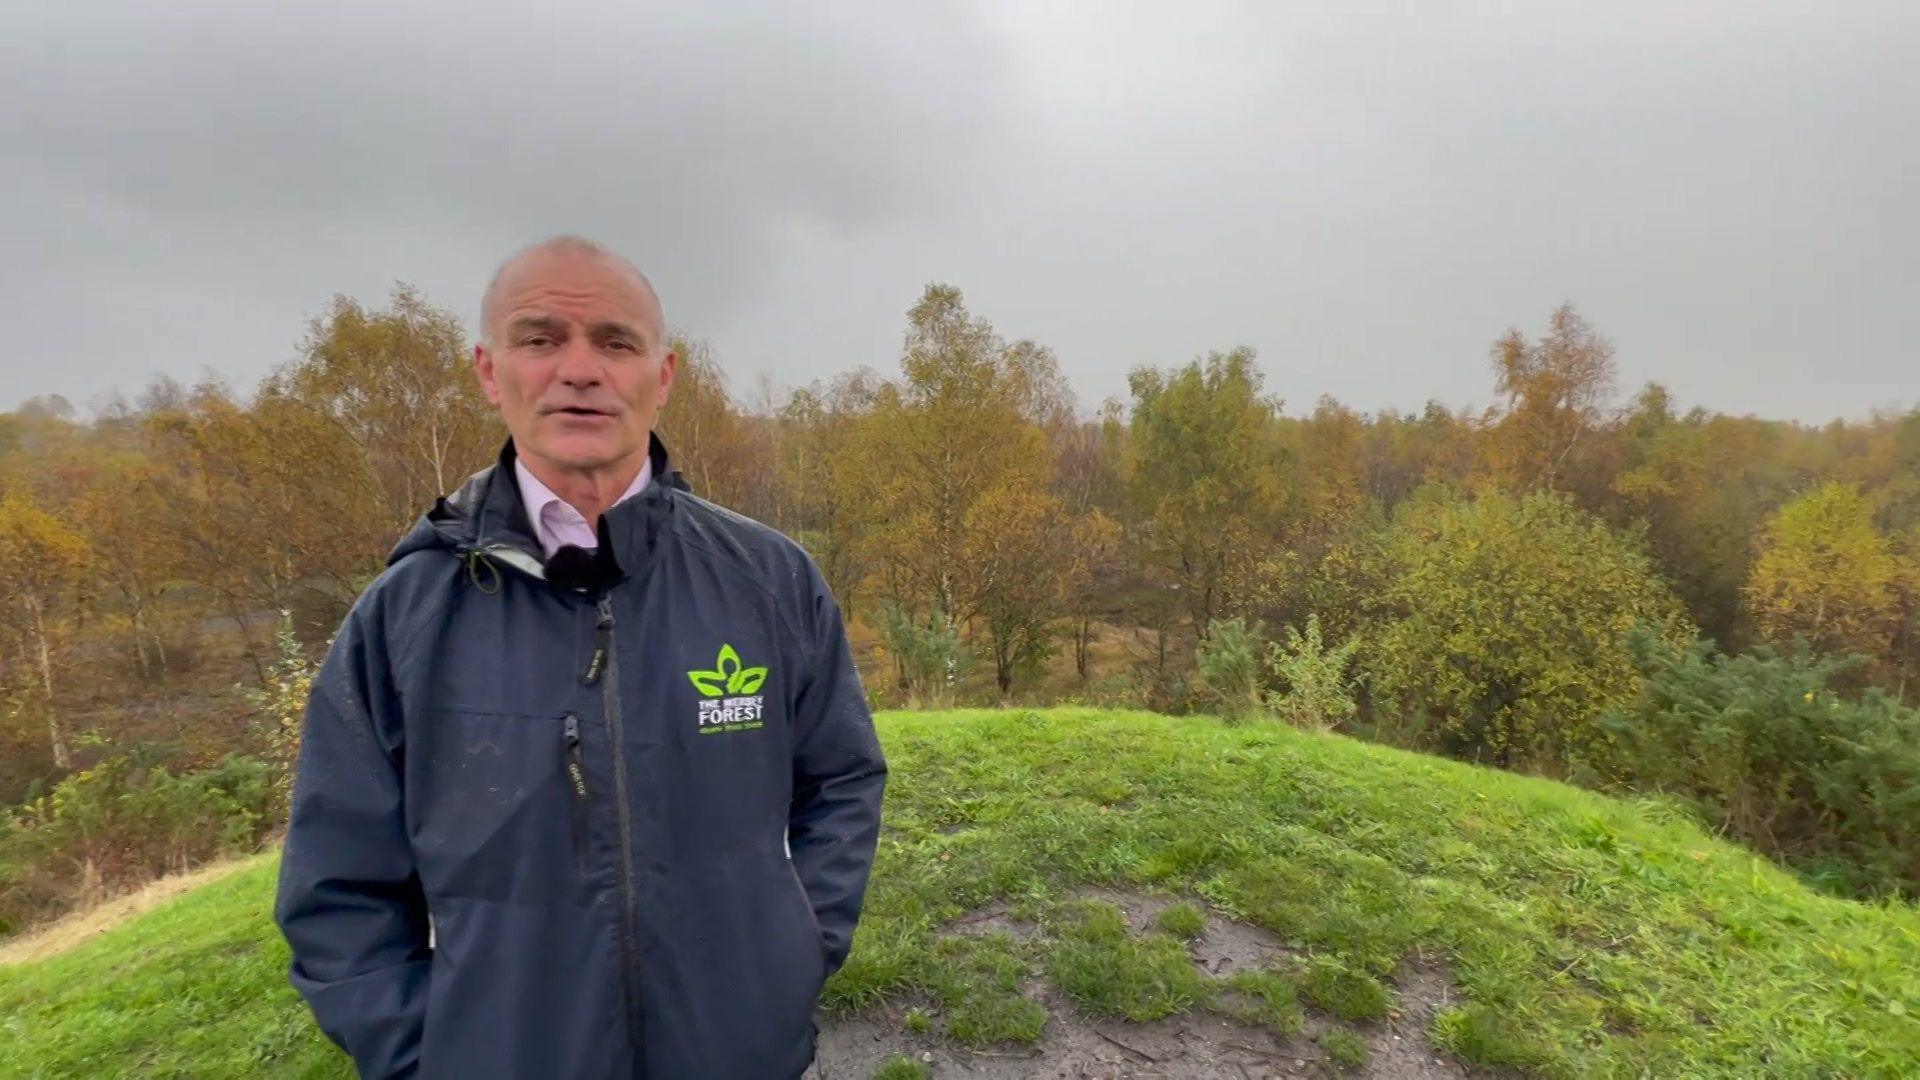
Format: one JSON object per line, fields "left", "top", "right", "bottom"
{"left": 1358, "top": 491, "right": 1692, "bottom": 769}
{"left": 878, "top": 601, "right": 970, "bottom": 708}
{"left": 242, "top": 610, "right": 319, "bottom": 817}
{"left": 1264, "top": 614, "right": 1359, "bottom": 731}
{"left": 1600, "top": 630, "right": 1920, "bottom": 898}
{"left": 0, "top": 752, "right": 279, "bottom": 937}
{"left": 1197, "top": 618, "right": 1266, "bottom": 719}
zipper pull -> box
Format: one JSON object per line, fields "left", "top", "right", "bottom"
{"left": 583, "top": 636, "right": 607, "bottom": 685}
{"left": 585, "top": 597, "right": 613, "bottom": 685}
{"left": 563, "top": 713, "right": 588, "bottom": 798}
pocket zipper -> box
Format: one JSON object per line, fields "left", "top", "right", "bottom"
{"left": 563, "top": 713, "right": 589, "bottom": 799}
{"left": 563, "top": 713, "right": 589, "bottom": 870}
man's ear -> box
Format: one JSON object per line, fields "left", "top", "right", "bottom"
{"left": 474, "top": 343, "right": 502, "bottom": 406}
{"left": 656, "top": 345, "right": 678, "bottom": 411}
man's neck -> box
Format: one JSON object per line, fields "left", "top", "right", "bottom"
{"left": 517, "top": 447, "right": 650, "bottom": 526}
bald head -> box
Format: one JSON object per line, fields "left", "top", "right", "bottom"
{"left": 473, "top": 234, "right": 678, "bottom": 491}
{"left": 480, "top": 235, "right": 665, "bottom": 346}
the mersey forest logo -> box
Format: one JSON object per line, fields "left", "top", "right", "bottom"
{"left": 688, "top": 643, "right": 768, "bottom": 734}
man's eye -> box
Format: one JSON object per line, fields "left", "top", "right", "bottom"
{"left": 607, "top": 340, "right": 636, "bottom": 352}
{"left": 522, "top": 336, "right": 554, "bottom": 347}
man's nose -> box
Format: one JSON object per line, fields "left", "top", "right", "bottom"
{"left": 555, "top": 338, "right": 601, "bottom": 386}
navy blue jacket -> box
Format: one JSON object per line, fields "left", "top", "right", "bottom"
{"left": 274, "top": 437, "right": 887, "bottom": 1078}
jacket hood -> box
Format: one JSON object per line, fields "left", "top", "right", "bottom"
{"left": 388, "top": 434, "right": 689, "bottom": 571}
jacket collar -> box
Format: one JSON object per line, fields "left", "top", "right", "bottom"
{"left": 404, "top": 433, "right": 686, "bottom": 590}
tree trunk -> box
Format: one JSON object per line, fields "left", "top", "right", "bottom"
{"left": 1075, "top": 616, "right": 1091, "bottom": 681}
{"left": 25, "top": 592, "right": 69, "bottom": 770}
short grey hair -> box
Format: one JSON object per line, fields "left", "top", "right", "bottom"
{"left": 479, "top": 234, "right": 663, "bottom": 345}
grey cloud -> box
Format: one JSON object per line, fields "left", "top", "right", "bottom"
{"left": 2, "top": 2, "right": 1914, "bottom": 421}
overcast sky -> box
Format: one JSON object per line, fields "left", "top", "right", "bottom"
{"left": 5, "top": 1, "right": 1915, "bottom": 423}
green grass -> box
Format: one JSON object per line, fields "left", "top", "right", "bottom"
{"left": 1319, "top": 1025, "right": 1368, "bottom": 1070}
{"left": 871, "top": 1053, "right": 930, "bottom": 1079}
{"left": 1154, "top": 899, "right": 1207, "bottom": 939}
{"left": 1217, "top": 967, "right": 1304, "bottom": 1036}
{"left": 1301, "top": 956, "right": 1391, "bottom": 1022}
{"left": 0, "top": 854, "right": 345, "bottom": 1078}
{"left": 4, "top": 708, "right": 1919, "bottom": 1077}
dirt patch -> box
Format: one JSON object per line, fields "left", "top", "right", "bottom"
{"left": 1365, "top": 959, "right": 1471, "bottom": 1079}
{"left": 811, "top": 984, "right": 1475, "bottom": 1078}
{"left": 811, "top": 893, "right": 1476, "bottom": 1079}
{"left": 945, "top": 901, "right": 1036, "bottom": 940}
{"left": 0, "top": 854, "right": 264, "bottom": 966}
{"left": 812, "top": 991, "right": 1323, "bottom": 1079}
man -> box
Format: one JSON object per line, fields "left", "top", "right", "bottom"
{"left": 275, "top": 236, "right": 887, "bottom": 1079}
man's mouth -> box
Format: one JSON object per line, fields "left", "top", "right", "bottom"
{"left": 548, "top": 406, "right": 614, "bottom": 418}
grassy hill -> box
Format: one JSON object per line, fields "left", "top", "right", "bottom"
{"left": 3, "top": 708, "right": 1916, "bottom": 1077}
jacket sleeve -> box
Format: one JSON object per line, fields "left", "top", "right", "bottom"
{"left": 274, "top": 592, "right": 432, "bottom": 1079}
{"left": 787, "top": 563, "right": 888, "bottom": 976}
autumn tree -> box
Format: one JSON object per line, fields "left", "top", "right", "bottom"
{"left": 0, "top": 492, "right": 94, "bottom": 768}
{"left": 1125, "top": 348, "right": 1288, "bottom": 636}
{"left": 1745, "top": 482, "right": 1902, "bottom": 666}
{"left": 774, "top": 369, "right": 879, "bottom": 620}
{"left": 848, "top": 284, "right": 1063, "bottom": 690}
{"left": 1361, "top": 490, "right": 1692, "bottom": 770}
{"left": 70, "top": 453, "right": 187, "bottom": 677}
{"left": 146, "top": 382, "right": 381, "bottom": 673}
{"left": 656, "top": 337, "right": 765, "bottom": 511}
{"left": 959, "top": 484, "right": 1072, "bottom": 694}
{"left": 1481, "top": 303, "right": 1618, "bottom": 494}
{"left": 281, "top": 284, "right": 498, "bottom": 530}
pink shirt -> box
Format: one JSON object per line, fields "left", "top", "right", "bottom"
{"left": 514, "top": 457, "right": 653, "bottom": 558}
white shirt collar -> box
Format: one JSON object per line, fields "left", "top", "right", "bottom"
{"left": 513, "top": 454, "right": 653, "bottom": 558}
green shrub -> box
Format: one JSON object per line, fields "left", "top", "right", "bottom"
{"left": 1600, "top": 630, "right": 1920, "bottom": 898}
{"left": 1265, "top": 614, "right": 1359, "bottom": 731}
{"left": 242, "top": 610, "right": 319, "bottom": 817}
{"left": 878, "top": 601, "right": 970, "bottom": 708}
{"left": 1197, "top": 617, "right": 1266, "bottom": 720}
{"left": 0, "top": 752, "right": 278, "bottom": 937}
{"left": 1358, "top": 491, "right": 1692, "bottom": 769}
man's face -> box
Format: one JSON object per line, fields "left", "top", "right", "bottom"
{"left": 475, "top": 250, "right": 675, "bottom": 478}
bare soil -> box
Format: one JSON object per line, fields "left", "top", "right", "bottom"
{"left": 806, "top": 891, "right": 1476, "bottom": 1079}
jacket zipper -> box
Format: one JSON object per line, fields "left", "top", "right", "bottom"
{"left": 596, "top": 593, "right": 646, "bottom": 1049}
{"left": 562, "top": 713, "right": 589, "bottom": 869}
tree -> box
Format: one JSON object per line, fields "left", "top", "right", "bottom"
{"left": 0, "top": 492, "right": 94, "bottom": 768}
{"left": 1745, "top": 482, "right": 1902, "bottom": 666}
{"left": 1125, "top": 348, "right": 1287, "bottom": 636}
{"left": 70, "top": 453, "right": 187, "bottom": 678}
{"left": 1482, "top": 304, "right": 1618, "bottom": 493}
{"left": 282, "top": 284, "right": 498, "bottom": 529}
{"left": 1060, "top": 508, "right": 1123, "bottom": 682}
{"left": 656, "top": 337, "right": 766, "bottom": 512}
{"left": 146, "top": 382, "right": 381, "bottom": 673}
{"left": 847, "top": 285, "right": 1059, "bottom": 684}
{"left": 1361, "top": 490, "right": 1692, "bottom": 770}
{"left": 959, "top": 483, "right": 1069, "bottom": 695}
{"left": 774, "top": 370, "right": 879, "bottom": 622}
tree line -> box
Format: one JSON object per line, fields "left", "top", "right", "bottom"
{"left": 1, "top": 283, "right": 1916, "bottom": 911}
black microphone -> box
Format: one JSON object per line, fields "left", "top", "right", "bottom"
{"left": 546, "top": 544, "right": 617, "bottom": 593}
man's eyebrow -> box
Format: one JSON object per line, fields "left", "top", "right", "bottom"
{"left": 589, "top": 320, "right": 648, "bottom": 345}
{"left": 506, "top": 314, "right": 569, "bottom": 336}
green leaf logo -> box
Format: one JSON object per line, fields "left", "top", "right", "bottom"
{"left": 688, "top": 643, "right": 768, "bottom": 697}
